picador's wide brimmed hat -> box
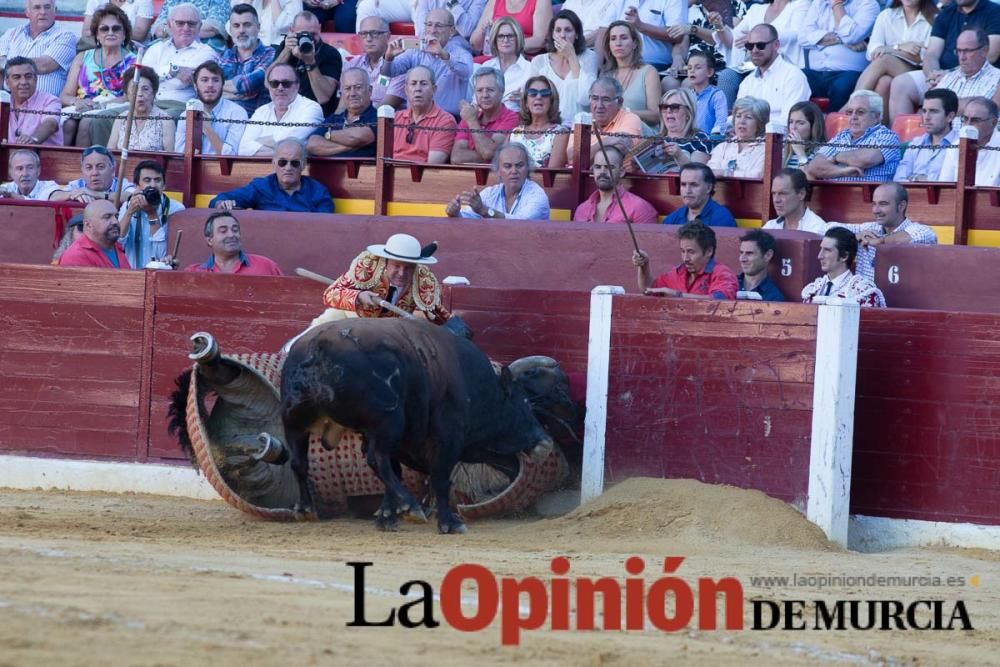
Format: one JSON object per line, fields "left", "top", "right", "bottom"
{"left": 367, "top": 233, "right": 438, "bottom": 264}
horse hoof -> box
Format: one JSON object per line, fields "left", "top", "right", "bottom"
{"left": 404, "top": 505, "right": 428, "bottom": 523}
{"left": 438, "top": 520, "right": 467, "bottom": 535}
{"left": 375, "top": 515, "right": 400, "bottom": 532}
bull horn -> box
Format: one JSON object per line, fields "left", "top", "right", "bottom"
{"left": 507, "top": 356, "right": 559, "bottom": 378}
{"left": 254, "top": 432, "right": 287, "bottom": 464}
{"left": 189, "top": 332, "right": 219, "bottom": 363}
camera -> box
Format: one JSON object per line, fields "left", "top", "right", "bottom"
{"left": 296, "top": 31, "right": 315, "bottom": 55}
{"left": 142, "top": 185, "right": 162, "bottom": 208}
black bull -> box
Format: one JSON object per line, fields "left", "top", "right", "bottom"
{"left": 280, "top": 317, "right": 558, "bottom": 534}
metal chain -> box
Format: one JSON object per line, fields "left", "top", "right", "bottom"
{"left": 9, "top": 106, "right": 978, "bottom": 148}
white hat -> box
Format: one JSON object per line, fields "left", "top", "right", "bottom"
{"left": 367, "top": 233, "right": 437, "bottom": 264}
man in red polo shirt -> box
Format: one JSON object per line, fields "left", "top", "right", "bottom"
{"left": 451, "top": 67, "right": 520, "bottom": 164}
{"left": 58, "top": 199, "right": 131, "bottom": 269}
{"left": 632, "top": 220, "right": 738, "bottom": 299}
{"left": 392, "top": 65, "right": 457, "bottom": 164}
{"left": 184, "top": 211, "right": 283, "bottom": 276}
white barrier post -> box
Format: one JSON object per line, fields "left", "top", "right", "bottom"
{"left": 807, "top": 300, "right": 861, "bottom": 548}
{"left": 580, "top": 285, "right": 625, "bottom": 504}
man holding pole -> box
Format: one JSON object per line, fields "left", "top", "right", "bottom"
{"left": 632, "top": 220, "right": 738, "bottom": 299}
{"left": 573, "top": 145, "right": 659, "bottom": 224}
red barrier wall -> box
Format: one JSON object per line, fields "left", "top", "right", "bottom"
{"left": 603, "top": 297, "right": 819, "bottom": 505}
{"left": 0, "top": 264, "right": 147, "bottom": 459}
{"left": 874, "top": 244, "right": 1000, "bottom": 313}
{"left": 852, "top": 308, "right": 1000, "bottom": 525}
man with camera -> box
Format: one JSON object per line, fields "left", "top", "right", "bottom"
{"left": 117, "top": 160, "right": 186, "bottom": 270}
{"left": 273, "top": 11, "right": 342, "bottom": 116}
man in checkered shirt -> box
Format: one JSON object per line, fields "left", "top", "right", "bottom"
{"left": 828, "top": 182, "right": 937, "bottom": 282}
{"left": 934, "top": 28, "right": 1000, "bottom": 112}
{"left": 802, "top": 90, "right": 901, "bottom": 182}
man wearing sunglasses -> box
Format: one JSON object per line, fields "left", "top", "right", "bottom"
{"left": 938, "top": 96, "right": 1000, "bottom": 186}
{"left": 382, "top": 8, "right": 473, "bottom": 116}
{"left": 211, "top": 138, "right": 334, "bottom": 212}
{"left": 800, "top": 0, "right": 880, "bottom": 113}
{"left": 567, "top": 77, "right": 646, "bottom": 164}
{"left": 0, "top": 0, "right": 76, "bottom": 96}
{"left": 143, "top": 3, "right": 218, "bottom": 118}
{"left": 239, "top": 62, "right": 325, "bottom": 156}
{"left": 344, "top": 16, "right": 406, "bottom": 109}
{"left": 49, "top": 145, "right": 136, "bottom": 204}
{"left": 736, "top": 24, "right": 811, "bottom": 124}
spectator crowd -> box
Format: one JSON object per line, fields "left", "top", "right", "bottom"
{"left": 4, "top": 0, "right": 996, "bottom": 303}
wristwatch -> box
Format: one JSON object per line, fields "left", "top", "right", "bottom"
{"left": 689, "top": 24, "right": 698, "bottom": 36}
{"left": 486, "top": 208, "right": 496, "bottom": 218}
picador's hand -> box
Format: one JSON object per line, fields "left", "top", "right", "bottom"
{"left": 357, "top": 290, "right": 381, "bottom": 308}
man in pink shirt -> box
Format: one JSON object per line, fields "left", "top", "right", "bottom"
{"left": 573, "top": 145, "right": 659, "bottom": 224}
{"left": 5, "top": 57, "right": 62, "bottom": 146}
{"left": 59, "top": 199, "right": 131, "bottom": 269}
{"left": 451, "top": 67, "right": 519, "bottom": 164}
{"left": 632, "top": 220, "right": 738, "bottom": 300}
{"left": 185, "top": 211, "right": 283, "bottom": 276}
{"left": 392, "top": 65, "right": 457, "bottom": 163}
{"left": 567, "top": 76, "right": 645, "bottom": 164}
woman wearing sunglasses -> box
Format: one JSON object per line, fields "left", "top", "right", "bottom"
{"left": 707, "top": 96, "right": 769, "bottom": 178}
{"left": 108, "top": 65, "right": 176, "bottom": 152}
{"left": 60, "top": 5, "right": 137, "bottom": 146}
{"left": 476, "top": 18, "right": 532, "bottom": 111}
{"left": 80, "top": 0, "right": 153, "bottom": 47}
{"left": 629, "top": 88, "right": 711, "bottom": 173}
{"left": 509, "top": 75, "right": 569, "bottom": 168}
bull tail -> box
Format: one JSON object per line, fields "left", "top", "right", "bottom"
{"left": 166, "top": 369, "right": 197, "bottom": 466}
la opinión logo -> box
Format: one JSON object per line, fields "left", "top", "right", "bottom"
{"left": 346, "top": 557, "right": 974, "bottom": 645}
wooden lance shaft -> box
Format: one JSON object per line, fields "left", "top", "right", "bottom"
{"left": 114, "top": 58, "right": 144, "bottom": 208}
{"left": 592, "top": 124, "right": 642, "bottom": 256}
{"left": 295, "top": 267, "right": 416, "bottom": 319}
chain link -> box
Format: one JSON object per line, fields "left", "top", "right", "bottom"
{"left": 8, "top": 106, "right": 980, "bottom": 149}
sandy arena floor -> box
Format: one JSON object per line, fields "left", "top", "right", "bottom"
{"left": 0, "top": 478, "right": 997, "bottom": 666}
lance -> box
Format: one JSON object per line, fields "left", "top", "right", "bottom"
{"left": 296, "top": 267, "right": 417, "bottom": 319}
{"left": 592, "top": 123, "right": 642, "bottom": 255}
{"left": 114, "top": 54, "right": 145, "bottom": 208}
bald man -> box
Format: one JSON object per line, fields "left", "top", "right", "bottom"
{"left": 58, "top": 199, "right": 131, "bottom": 269}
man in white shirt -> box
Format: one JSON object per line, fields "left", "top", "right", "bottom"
{"left": 736, "top": 23, "right": 811, "bottom": 124}
{"left": 800, "top": 0, "right": 880, "bottom": 111}
{"left": 938, "top": 96, "right": 1000, "bottom": 186}
{"left": 763, "top": 167, "right": 827, "bottom": 233}
{"left": 0, "top": 149, "right": 59, "bottom": 201}
{"left": 239, "top": 62, "right": 325, "bottom": 156}
{"left": 829, "top": 182, "right": 937, "bottom": 282}
{"left": 143, "top": 2, "right": 218, "bottom": 117}
{"left": 175, "top": 61, "right": 248, "bottom": 155}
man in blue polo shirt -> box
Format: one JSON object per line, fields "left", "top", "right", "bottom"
{"left": 306, "top": 69, "right": 377, "bottom": 158}
{"left": 663, "top": 163, "right": 737, "bottom": 227}
{"left": 737, "top": 229, "right": 785, "bottom": 301}
{"left": 210, "top": 138, "right": 334, "bottom": 212}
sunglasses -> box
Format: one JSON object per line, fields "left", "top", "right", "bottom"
{"left": 659, "top": 103, "right": 683, "bottom": 111}
{"left": 745, "top": 40, "right": 774, "bottom": 51}
{"left": 82, "top": 145, "right": 112, "bottom": 159}
{"left": 276, "top": 158, "right": 303, "bottom": 168}
{"left": 526, "top": 87, "right": 552, "bottom": 97}
{"left": 98, "top": 24, "right": 123, "bottom": 33}
{"left": 405, "top": 126, "right": 416, "bottom": 143}
{"left": 268, "top": 79, "right": 297, "bottom": 89}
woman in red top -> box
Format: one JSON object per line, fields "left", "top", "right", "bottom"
{"left": 470, "top": 0, "right": 552, "bottom": 54}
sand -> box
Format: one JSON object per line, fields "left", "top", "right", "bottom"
{"left": 0, "top": 478, "right": 997, "bottom": 666}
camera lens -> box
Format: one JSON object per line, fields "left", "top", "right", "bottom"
{"left": 143, "top": 186, "right": 161, "bottom": 208}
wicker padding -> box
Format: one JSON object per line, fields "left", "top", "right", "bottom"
{"left": 184, "top": 350, "right": 567, "bottom": 522}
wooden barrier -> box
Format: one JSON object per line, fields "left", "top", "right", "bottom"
{"left": 873, "top": 244, "right": 1000, "bottom": 312}
{"left": 1, "top": 101, "right": 997, "bottom": 245}
{"left": 2, "top": 264, "right": 1000, "bottom": 528}
{"left": 602, "top": 297, "right": 819, "bottom": 504}
{"left": 0, "top": 264, "right": 147, "bottom": 459}
{"left": 852, "top": 308, "right": 1000, "bottom": 525}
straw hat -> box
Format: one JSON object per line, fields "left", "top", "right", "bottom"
{"left": 366, "top": 233, "right": 437, "bottom": 264}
